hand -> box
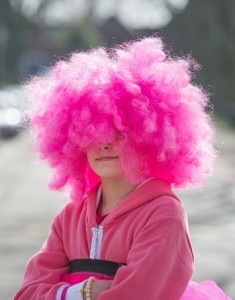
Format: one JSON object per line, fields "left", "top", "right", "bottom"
{"left": 91, "top": 279, "right": 113, "bottom": 299}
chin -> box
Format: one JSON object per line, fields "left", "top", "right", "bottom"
{"left": 98, "top": 171, "right": 125, "bottom": 180}
{"left": 100, "top": 174, "right": 122, "bottom": 180}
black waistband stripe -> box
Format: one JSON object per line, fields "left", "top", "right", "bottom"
{"left": 70, "top": 259, "right": 126, "bottom": 276}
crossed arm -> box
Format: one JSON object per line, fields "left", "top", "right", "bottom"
{"left": 14, "top": 213, "right": 193, "bottom": 299}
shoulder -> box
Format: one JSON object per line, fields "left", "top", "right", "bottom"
{"left": 137, "top": 196, "right": 192, "bottom": 255}
{"left": 139, "top": 194, "right": 188, "bottom": 230}
{"left": 136, "top": 179, "right": 187, "bottom": 222}
{"left": 55, "top": 197, "right": 87, "bottom": 226}
{"left": 155, "top": 194, "right": 186, "bottom": 221}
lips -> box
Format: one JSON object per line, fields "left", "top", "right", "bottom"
{"left": 95, "top": 156, "right": 118, "bottom": 161}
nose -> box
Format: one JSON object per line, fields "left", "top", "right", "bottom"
{"left": 98, "top": 143, "right": 111, "bottom": 150}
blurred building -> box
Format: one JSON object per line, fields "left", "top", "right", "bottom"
{"left": 98, "top": 17, "right": 133, "bottom": 47}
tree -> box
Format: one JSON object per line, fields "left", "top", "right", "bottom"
{"left": 0, "top": 0, "right": 38, "bottom": 83}
{"left": 9, "top": 0, "right": 188, "bottom": 28}
{"left": 162, "top": 0, "right": 235, "bottom": 120}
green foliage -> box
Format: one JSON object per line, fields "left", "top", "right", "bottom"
{"left": 65, "top": 20, "right": 103, "bottom": 52}
{"left": 0, "top": 1, "right": 102, "bottom": 84}
{"left": 162, "top": 0, "right": 235, "bottom": 121}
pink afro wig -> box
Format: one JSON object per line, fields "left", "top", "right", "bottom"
{"left": 24, "top": 36, "right": 216, "bottom": 200}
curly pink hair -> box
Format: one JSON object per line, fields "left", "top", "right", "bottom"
{"left": 24, "top": 36, "right": 216, "bottom": 200}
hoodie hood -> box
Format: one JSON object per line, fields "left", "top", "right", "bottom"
{"left": 86, "top": 178, "right": 180, "bottom": 228}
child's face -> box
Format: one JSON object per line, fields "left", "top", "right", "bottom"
{"left": 86, "top": 139, "right": 125, "bottom": 180}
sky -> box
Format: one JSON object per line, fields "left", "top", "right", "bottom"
{"left": 14, "top": 0, "right": 189, "bottom": 29}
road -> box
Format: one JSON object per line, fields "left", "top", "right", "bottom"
{"left": 0, "top": 123, "right": 234, "bottom": 299}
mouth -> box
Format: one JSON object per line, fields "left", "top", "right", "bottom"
{"left": 95, "top": 156, "right": 119, "bottom": 162}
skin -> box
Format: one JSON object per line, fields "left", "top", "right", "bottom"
{"left": 86, "top": 140, "right": 139, "bottom": 214}
{"left": 86, "top": 140, "right": 139, "bottom": 298}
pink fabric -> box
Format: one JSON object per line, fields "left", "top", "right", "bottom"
{"left": 14, "top": 179, "right": 231, "bottom": 299}
{"left": 182, "top": 280, "right": 231, "bottom": 300}
{"left": 61, "top": 272, "right": 113, "bottom": 285}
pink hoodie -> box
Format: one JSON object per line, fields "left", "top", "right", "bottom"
{"left": 14, "top": 179, "right": 194, "bottom": 300}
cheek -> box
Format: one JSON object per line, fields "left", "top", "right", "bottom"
{"left": 86, "top": 146, "right": 97, "bottom": 163}
{"left": 112, "top": 141, "right": 123, "bottom": 152}
{"left": 86, "top": 154, "right": 98, "bottom": 176}
{"left": 86, "top": 155, "right": 92, "bottom": 170}
{"left": 87, "top": 155, "right": 96, "bottom": 173}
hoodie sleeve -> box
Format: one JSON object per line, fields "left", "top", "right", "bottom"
{"left": 13, "top": 210, "right": 70, "bottom": 300}
{"left": 97, "top": 212, "right": 194, "bottom": 300}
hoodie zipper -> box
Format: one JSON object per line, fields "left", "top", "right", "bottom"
{"left": 90, "top": 225, "right": 103, "bottom": 259}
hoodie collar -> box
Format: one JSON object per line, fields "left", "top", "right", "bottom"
{"left": 86, "top": 178, "right": 179, "bottom": 227}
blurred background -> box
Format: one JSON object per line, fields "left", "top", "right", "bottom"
{"left": 0, "top": 0, "right": 234, "bottom": 298}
